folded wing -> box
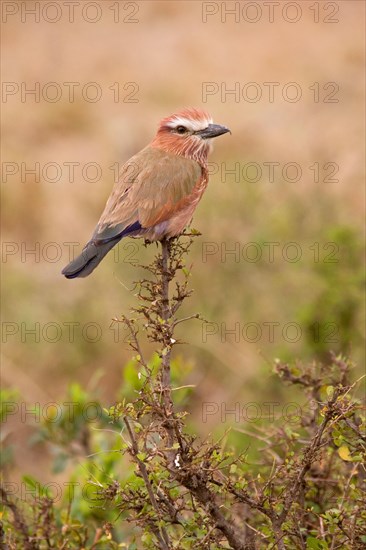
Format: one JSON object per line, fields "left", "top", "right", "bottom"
{"left": 93, "top": 146, "right": 202, "bottom": 242}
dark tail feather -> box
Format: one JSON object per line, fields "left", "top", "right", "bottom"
{"left": 62, "top": 221, "right": 143, "bottom": 279}
{"left": 62, "top": 238, "right": 120, "bottom": 279}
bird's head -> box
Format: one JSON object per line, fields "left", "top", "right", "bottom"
{"left": 151, "top": 108, "right": 230, "bottom": 165}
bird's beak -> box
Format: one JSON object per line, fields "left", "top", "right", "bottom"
{"left": 194, "top": 123, "right": 231, "bottom": 139}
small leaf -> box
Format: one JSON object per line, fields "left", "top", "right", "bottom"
{"left": 338, "top": 445, "right": 352, "bottom": 461}
{"left": 52, "top": 453, "right": 69, "bottom": 474}
{"left": 306, "top": 536, "right": 328, "bottom": 549}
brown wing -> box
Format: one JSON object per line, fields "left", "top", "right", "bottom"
{"left": 92, "top": 146, "right": 202, "bottom": 242}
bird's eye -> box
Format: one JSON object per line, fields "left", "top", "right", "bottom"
{"left": 176, "top": 125, "right": 187, "bottom": 134}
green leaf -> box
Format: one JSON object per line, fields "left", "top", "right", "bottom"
{"left": 52, "top": 452, "right": 69, "bottom": 474}
{"left": 306, "top": 536, "right": 329, "bottom": 549}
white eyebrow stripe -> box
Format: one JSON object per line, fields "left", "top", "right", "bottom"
{"left": 166, "top": 116, "right": 213, "bottom": 131}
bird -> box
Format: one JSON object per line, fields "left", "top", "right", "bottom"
{"left": 62, "top": 108, "right": 230, "bottom": 279}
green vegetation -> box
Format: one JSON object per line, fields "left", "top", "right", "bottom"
{"left": 1, "top": 238, "right": 365, "bottom": 549}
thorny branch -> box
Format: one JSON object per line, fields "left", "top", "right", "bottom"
{"left": 112, "top": 235, "right": 365, "bottom": 549}
{"left": 124, "top": 415, "right": 170, "bottom": 550}
{"left": 119, "top": 234, "right": 250, "bottom": 548}
{"left": 0, "top": 487, "right": 37, "bottom": 550}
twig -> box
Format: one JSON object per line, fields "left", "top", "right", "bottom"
{"left": 158, "top": 238, "right": 175, "bottom": 454}
{"left": 0, "top": 487, "right": 37, "bottom": 550}
{"left": 123, "top": 416, "right": 171, "bottom": 550}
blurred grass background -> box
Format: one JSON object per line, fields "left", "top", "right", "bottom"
{"left": 1, "top": 1, "right": 365, "bottom": 485}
